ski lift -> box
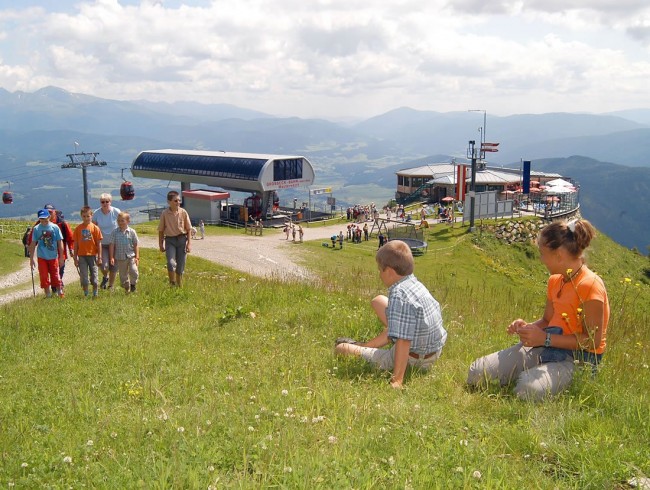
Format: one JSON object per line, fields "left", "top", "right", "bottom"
{"left": 2, "top": 182, "right": 12, "bottom": 204}
{"left": 120, "top": 169, "right": 135, "bottom": 201}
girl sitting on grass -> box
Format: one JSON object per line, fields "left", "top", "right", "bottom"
{"left": 466, "top": 218, "right": 609, "bottom": 401}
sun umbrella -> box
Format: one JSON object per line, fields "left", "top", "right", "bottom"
{"left": 441, "top": 196, "right": 454, "bottom": 202}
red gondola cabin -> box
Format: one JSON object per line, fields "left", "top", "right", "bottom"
{"left": 120, "top": 181, "right": 135, "bottom": 200}
{"left": 2, "top": 191, "right": 13, "bottom": 204}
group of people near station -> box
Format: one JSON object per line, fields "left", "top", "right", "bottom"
{"left": 345, "top": 203, "right": 379, "bottom": 223}
{"left": 283, "top": 220, "right": 304, "bottom": 242}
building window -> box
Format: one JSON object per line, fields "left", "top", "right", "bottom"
{"left": 273, "top": 159, "right": 303, "bottom": 181}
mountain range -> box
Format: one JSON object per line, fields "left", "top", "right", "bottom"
{"left": 0, "top": 86, "right": 648, "bottom": 254}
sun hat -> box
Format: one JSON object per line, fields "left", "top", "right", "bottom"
{"left": 37, "top": 209, "right": 50, "bottom": 219}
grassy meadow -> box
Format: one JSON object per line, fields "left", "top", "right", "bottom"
{"left": 0, "top": 217, "right": 649, "bottom": 489}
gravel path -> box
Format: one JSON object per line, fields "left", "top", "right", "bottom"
{"left": 0, "top": 220, "right": 366, "bottom": 304}
{"left": 138, "top": 220, "right": 357, "bottom": 280}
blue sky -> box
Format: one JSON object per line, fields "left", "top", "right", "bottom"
{"left": 1, "top": 0, "right": 649, "bottom": 119}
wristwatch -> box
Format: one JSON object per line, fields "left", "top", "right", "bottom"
{"left": 544, "top": 332, "right": 552, "bottom": 348}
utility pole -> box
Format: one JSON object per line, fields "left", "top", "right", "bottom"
{"left": 61, "top": 151, "right": 107, "bottom": 207}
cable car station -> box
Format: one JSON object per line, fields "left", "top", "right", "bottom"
{"left": 131, "top": 149, "right": 316, "bottom": 224}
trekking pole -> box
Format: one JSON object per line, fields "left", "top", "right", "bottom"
{"left": 30, "top": 263, "right": 36, "bottom": 297}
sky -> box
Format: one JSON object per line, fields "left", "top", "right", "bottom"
{"left": 1, "top": 0, "right": 650, "bottom": 119}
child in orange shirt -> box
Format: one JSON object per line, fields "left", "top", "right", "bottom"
{"left": 73, "top": 206, "right": 103, "bottom": 297}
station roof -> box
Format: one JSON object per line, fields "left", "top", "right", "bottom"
{"left": 398, "top": 162, "right": 563, "bottom": 184}
{"left": 131, "top": 149, "right": 315, "bottom": 194}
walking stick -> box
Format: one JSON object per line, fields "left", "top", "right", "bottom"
{"left": 30, "top": 263, "right": 36, "bottom": 297}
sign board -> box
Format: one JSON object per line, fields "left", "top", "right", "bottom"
{"left": 481, "top": 142, "right": 500, "bottom": 153}
{"left": 462, "top": 191, "right": 513, "bottom": 222}
{"left": 311, "top": 187, "right": 332, "bottom": 195}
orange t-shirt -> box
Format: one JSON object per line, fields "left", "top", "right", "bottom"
{"left": 73, "top": 222, "right": 103, "bottom": 256}
{"left": 547, "top": 268, "right": 609, "bottom": 354}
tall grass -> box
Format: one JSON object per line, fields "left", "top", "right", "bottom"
{"left": 0, "top": 220, "right": 648, "bottom": 488}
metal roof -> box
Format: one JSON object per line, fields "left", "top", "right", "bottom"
{"left": 396, "top": 163, "right": 455, "bottom": 176}
{"left": 397, "top": 162, "right": 563, "bottom": 184}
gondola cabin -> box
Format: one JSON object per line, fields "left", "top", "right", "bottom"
{"left": 2, "top": 191, "right": 13, "bottom": 204}
{"left": 120, "top": 181, "right": 135, "bottom": 200}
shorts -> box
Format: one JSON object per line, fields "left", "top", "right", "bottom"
{"left": 359, "top": 344, "right": 442, "bottom": 372}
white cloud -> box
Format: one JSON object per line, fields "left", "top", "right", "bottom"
{"left": 0, "top": 0, "right": 649, "bottom": 118}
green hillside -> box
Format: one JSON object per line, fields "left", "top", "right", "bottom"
{"left": 0, "top": 220, "right": 649, "bottom": 488}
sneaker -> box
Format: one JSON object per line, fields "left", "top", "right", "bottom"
{"left": 58, "top": 291, "right": 65, "bottom": 299}
{"left": 130, "top": 284, "right": 136, "bottom": 293}
{"left": 100, "top": 276, "right": 108, "bottom": 289}
{"left": 92, "top": 291, "right": 99, "bottom": 299}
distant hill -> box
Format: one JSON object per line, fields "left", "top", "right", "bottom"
{"left": 499, "top": 128, "right": 650, "bottom": 167}
{"left": 0, "top": 86, "right": 649, "bottom": 253}
{"left": 605, "top": 108, "right": 650, "bottom": 126}
{"left": 521, "top": 156, "right": 650, "bottom": 254}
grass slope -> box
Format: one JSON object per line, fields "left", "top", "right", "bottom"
{"left": 0, "top": 219, "right": 648, "bottom": 488}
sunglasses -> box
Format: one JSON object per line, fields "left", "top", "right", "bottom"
{"left": 100, "top": 200, "right": 110, "bottom": 203}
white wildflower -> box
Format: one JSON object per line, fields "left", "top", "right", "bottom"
{"left": 472, "top": 470, "right": 482, "bottom": 479}
{"left": 328, "top": 435, "right": 338, "bottom": 444}
{"left": 63, "top": 456, "right": 72, "bottom": 464}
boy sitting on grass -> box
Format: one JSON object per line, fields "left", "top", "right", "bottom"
{"left": 335, "top": 240, "right": 447, "bottom": 389}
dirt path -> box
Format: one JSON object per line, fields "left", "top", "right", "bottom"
{"left": 138, "top": 220, "right": 362, "bottom": 280}
{"left": 0, "top": 220, "right": 371, "bottom": 303}
{"left": 0, "top": 260, "right": 81, "bottom": 305}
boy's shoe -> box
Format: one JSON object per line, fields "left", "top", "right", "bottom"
{"left": 84, "top": 291, "right": 89, "bottom": 297}
{"left": 58, "top": 291, "right": 65, "bottom": 299}
{"left": 335, "top": 337, "right": 358, "bottom": 346}
{"left": 45, "top": 293, "right": 52, "bottom": 298}
{"left": 130, "top": 284, "right": 136, "bottom": 293}
{"left": 100, "top": 277, "right": 108, "bottom": 289}
{"left": 92, "top": 291, "right": 99, "bottom": 299}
